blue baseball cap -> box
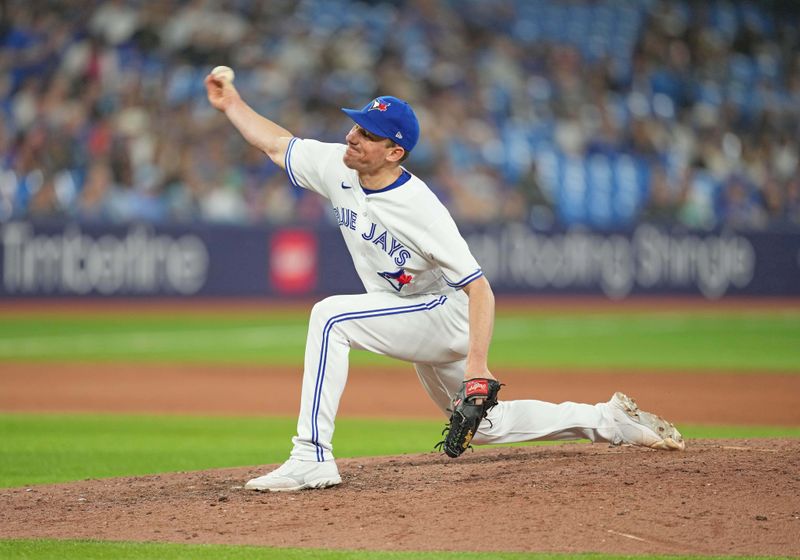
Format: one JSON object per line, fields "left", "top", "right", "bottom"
{"left": 342, "top": 96, "right": 420, "bottom": 153}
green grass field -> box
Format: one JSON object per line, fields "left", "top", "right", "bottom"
{"left": 1, "top": 308, "right": 799, "bottom": 370}
{"left": 1, "top": 304, "right": 798, "bottom": 559}
{"left": 1, "top": 413, "right": 797, "bottom": 489}
{"left": 0, "top": 539, "right": 787, "bottom": 560}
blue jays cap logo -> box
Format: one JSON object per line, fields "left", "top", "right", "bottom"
{"left": 368, "top": 99, "right": 391, "bottom": 112}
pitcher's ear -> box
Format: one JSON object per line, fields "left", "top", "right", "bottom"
{"left": 386, "top": 145, "right": 406, "bottom": 164}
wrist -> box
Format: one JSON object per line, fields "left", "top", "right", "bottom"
{"left": 464, "top": 364, "right": 493, "bottom": 380}
{"left": 222, "top": 94, "right": 243, "bottom": 115}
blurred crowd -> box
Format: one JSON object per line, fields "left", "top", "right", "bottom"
{"left": 1, "top": 0, "right": 798, "bottom": 230}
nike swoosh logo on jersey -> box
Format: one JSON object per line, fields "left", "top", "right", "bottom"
{"left": 341, "top": 182, "right": 352, "bottom": 189}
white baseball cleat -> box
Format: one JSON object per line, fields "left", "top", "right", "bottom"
{"left": 609, "top": 392, "right": 686, "bottom": 451}
{"left": 244, "top": 459, "right": 342, "bottom": 492}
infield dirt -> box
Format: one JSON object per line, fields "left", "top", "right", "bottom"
{"left": 1, "top": 439, "right": 798, "bottom": 556}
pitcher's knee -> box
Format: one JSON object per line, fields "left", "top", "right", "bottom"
{"left": 309, "top": 296, "right": 347, "bottom": 325}
{"left": 309, "top": 296, "right": 354, "bottom": 341}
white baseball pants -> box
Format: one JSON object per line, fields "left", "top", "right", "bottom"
{"left": 290, "top": 290, "right": 620, "bottom": 462}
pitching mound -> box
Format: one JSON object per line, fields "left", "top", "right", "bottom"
{"left": 1, "top": 439, "right": 798, "bottom": 556}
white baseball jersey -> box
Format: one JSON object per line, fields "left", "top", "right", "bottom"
{"left": 279, "top": 136, "right": 625, "bottom": 464}
{"left": 284, "top": 137, "right": 483, "bottom": 296}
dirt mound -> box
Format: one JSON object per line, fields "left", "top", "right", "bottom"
{"left": 2, "top": 439, "right": 798, "bottom": 556}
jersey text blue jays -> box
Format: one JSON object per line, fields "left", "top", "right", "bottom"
{"left": 333, "top": 206, "right": 411, "bottom": 266}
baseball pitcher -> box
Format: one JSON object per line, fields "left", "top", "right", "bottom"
{"left": 205, "top": 69, "right": 685, "bottom": 492}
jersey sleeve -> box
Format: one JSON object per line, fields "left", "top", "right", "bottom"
{"left": 283, "top": 138, "right": 344, "bottom": 199}
{"left": 423, "top": 215, "right": 483, "bottom": 289}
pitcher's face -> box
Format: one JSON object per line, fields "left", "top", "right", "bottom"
{"left": 343, "top": 125, "right": 404, "bottom": 172}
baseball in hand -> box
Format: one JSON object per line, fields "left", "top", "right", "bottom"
{"left": 211, "top": 65, "right": 235, "bottom": 83}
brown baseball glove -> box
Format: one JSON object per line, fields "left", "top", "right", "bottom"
{"left": 436, "top": 378, "right": 503, "bottom": 458}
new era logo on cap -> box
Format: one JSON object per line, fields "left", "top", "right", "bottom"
{"left": 341, "top": 95, "right": 420, "bottom": 153}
